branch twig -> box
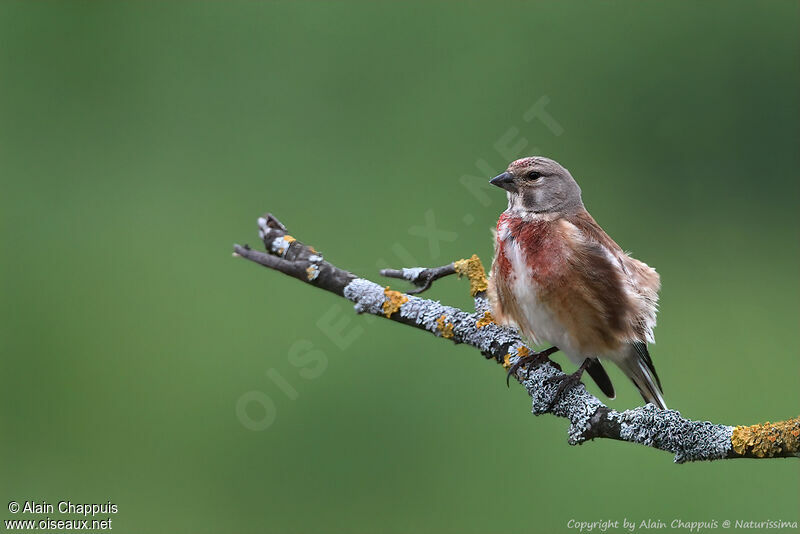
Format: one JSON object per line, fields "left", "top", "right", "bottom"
{"left": 380, "top": 264, "right": 456, "bottom": 295}
{"left": 234, "top": 213, "right": 800, "bottom": 463}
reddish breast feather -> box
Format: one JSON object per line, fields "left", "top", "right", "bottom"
{"left": 496, "top": 213, "right": 560, "bottom": 280}
{"left": 494, "top": 239, "right": 513, "bottom": 279}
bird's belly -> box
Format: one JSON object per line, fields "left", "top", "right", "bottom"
{"left": 512, "top": 279, "right": 585, "bottom": 364}
{"left": 505, "top": 247, "right": 585, "bottom": 364}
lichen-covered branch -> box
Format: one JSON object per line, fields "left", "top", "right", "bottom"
{"left": 233, "top": 213, "right": 800, "bottom": 463}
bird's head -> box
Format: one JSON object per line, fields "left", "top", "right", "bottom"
{"left": 490, "top": 156, "right": 583, "bottom": 215}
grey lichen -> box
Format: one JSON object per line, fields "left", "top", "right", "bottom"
{"left": 343, "top": 278, "right": 519, "bottom": 352}
{"left": 398, "top": 296, "right": 454, "bottom": 335}
{"left": 401, "top": 267, "right": 426, "bottom": 281}
{"left": 522, "top": 364, "right": 604, "bottom": 445}
{"left": 607, "top": 405, "right": 733, "bottom": 463}
{"left": 343, "top": 278, "right": 386, "bottom": 315}
{"left": 464, "top": 320, "right": 521, "bottom": 353}
{"left": 270, "top": 235, "right": 295, "bottom": 256}
{"left": 473, "top": 295, "right": 492, "bottom": 316}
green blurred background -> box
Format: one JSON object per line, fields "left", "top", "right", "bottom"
{"left": 1, "top": 1, "right": 798, "bottom": 533}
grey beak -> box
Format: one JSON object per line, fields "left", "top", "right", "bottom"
{"left": 490, "top": 172, "right": 516, "bottom": 193}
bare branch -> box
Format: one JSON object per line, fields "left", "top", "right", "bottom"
{"left": 234, "top": 213, "right": 800, "bottom": 463}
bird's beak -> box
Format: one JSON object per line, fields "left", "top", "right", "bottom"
{"left": 490, "top": 172, "right": 517, "bottom": 193}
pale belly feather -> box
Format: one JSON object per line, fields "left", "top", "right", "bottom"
{"left": 506, "top": 238, "right": 588, "bottom": 366}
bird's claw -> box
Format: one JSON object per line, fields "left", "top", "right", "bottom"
{"left": 543, "top": 358, "right": 591, "bottom": 410}
{"left": 505, "top": 346, "right": 559, "bottom": 387}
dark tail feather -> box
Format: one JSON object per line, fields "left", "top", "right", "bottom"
{"left": 620, "top": 342, "right": 667, "bottom": 409}
{"left": 586, "top": 359, "right": 615, "bottom": 399}
{"left": 632, "top": 341, "right": 663, "bottom": 392}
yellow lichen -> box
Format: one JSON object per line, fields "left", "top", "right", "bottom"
{"left": 436, "top": 315, "right": 455, "bottom": 339}
{"left": 305, "top": 265, "right": 319, "bottom": 281}
{"left": 731, "top": 417, "right": 800, "bottom": 458}
{"left": 454, "top": 254, "right": 489, "bottom": 296}
{"left": 272, "top": 235, "right": 297, "bottom": 256}
{"left": 476, "top": 311, "right": 495, "bottom": 328}
{"left": 503, "top": 346, "right": 529, "bottom": 369}
{"left": 382, "top": 287, "right": 408, "bottom": 318}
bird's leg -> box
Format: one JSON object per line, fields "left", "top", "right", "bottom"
{"left": 506, "top": 346, "right": 560, "bottom": 387}
{"left": 543, "top": 358, "right": 592, "bottom": 409}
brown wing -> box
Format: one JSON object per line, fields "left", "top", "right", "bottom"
{"left": 620, "top": 255, "right": 660, "bottom": 342}
{"left": 568, "top": 209, "right": 624, "bottom": 255}
{"left": 568, "top": 209, "right": 660, "bottom": 342}
{"left": 546, "top": 218, "right": 635, "bottom": 353}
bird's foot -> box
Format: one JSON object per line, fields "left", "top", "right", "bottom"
{"left": 506, "top": 346, "right": 560, "bottom": 387}
{"left": 543, "top": 358, "right": 591, "bottom": 410}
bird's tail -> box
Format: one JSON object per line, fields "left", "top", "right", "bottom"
{"left": 618, "top": 342, "right": 666, "bottom": 409}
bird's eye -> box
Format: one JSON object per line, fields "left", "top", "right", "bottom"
{"left": 527, "top": 171, "right": 542, "bottom": 180}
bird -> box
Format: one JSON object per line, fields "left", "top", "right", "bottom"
{"left": 487, "top": 156, "right": 666, "bottom": 409}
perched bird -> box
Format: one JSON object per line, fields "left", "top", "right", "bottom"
{"left": 488, "top": 156, "right": 666, "bottom": 409}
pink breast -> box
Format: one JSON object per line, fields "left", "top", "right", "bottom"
{"left": 497, "top": 214, "right": 562, "bottom": 280}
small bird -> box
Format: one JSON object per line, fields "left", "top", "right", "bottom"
{"left": 488, "top": 156, "right": 666, "bottom": 409}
